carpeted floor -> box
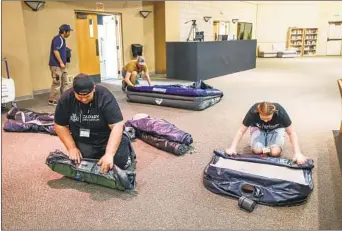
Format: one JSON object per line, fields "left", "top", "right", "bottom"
{"left": 2, "top": 57, "right": 342, "bottom": 230}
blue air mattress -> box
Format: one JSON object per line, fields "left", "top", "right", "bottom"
{"left": 126, "top": 80, "right": 223, "bottom": 111}
{"left": 203, "top": 150, "right": 314, "bottom": 207}
{"left": 127, "top": 85, "right": 223, "bottom": 97}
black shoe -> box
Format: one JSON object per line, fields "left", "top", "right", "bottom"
{"left": 122, "top": 80, "right": 127, "bottom": 91}
{"left": 48, "top": 100, "right": 57, "bottom": 106}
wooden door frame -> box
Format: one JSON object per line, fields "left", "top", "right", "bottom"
{"left": 74, "top": 9, "right": 124, "bottom": 82}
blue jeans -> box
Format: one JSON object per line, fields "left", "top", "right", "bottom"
{"left": 249, "top": 127, "right": 286, "bottom": 149}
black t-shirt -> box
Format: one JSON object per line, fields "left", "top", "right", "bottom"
{"left": 54, "top": 85, "right": 123, "bottom": 146}
{"left": 242, "top": 103, "right": 292, "bottom": 131}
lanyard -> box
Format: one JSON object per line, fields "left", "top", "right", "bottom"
{"left": 79, "top": 102, "right": 92, "bottom": 124}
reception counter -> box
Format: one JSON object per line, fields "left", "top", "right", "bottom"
{"left": 166, "top": 40, "right": 257, "bottom": 81}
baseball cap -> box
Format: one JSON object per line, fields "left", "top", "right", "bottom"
{"left": 137, "top": 56, "right": 146, "bottom": 65}
{"left": 59, "top": 24, "right": 73, "bottom": 31}
{"left": 73, "top": 74, "right": 95, "bottom": 95}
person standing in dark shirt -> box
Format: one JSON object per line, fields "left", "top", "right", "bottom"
{"left": 48, "top": 24, "right": 72, "bottom": 106}
{"left": 54, "top": 73, "right": 131, "bottom": 173}
{"left": 225, "top": 102, "right": 308, "bottom": 165}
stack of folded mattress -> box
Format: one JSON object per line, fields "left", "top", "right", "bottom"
{"left": 124, "top": 114, "right": 193, "bottom": 156}
{"left": 3, "top": 104, "right": 56, "bottom": 135}
{"left": 126, "top": 80, "right": 223, "bottom": 111}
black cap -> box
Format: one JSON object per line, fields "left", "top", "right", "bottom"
{"left": 59, "top": 24, "right": 73, "bottom": 31}
{"left": 73, "top": 74, "right": 95, "bottom": 95}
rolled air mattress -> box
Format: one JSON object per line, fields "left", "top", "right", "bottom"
{"left": 126, "top": 81, "right": 223, "bottom": 111}
{"left": 3, "top": 104, "right": 56, "bottom": 135}
{"left": 203, "top": 150, "right": 314, "bottom": 207}
{"left": 46, "top": 134, "right": 137, "bottom": 191}
{"left": 124, "top": 115, "right": 193, "bottom": 155}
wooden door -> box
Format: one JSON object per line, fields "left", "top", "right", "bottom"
{"left": 75, "top": 12, "right": 100, "bottom": 76}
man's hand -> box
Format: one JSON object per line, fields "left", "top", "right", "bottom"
{"left": 225, "top": 147, "right": 238, "bottom": 155}
{"left": 293, "top": 153, "right": 308, "bottom": 165}
{"left": 68, "top": 147, "right": 82, "bottom": 164}
{"left": 97, "top": 153, "right": 114, "bottom": 173}
{"left": 60, "top": 62, "right": 65, "bottom": 68}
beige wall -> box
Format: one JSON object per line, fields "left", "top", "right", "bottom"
{"left": 153, "top": 1, "right": 166, "bottom": 73}
{"left": 2, "top": 1, "right": 33, "bottom": 98}
{"left": 2, "top": 1, "right": 156, "bottom": 98}
{"left": 256, "top": 1, "right": 342, "bottom": 55}
{"left": 165, "top": 1, "right": 180, "bottom": 41}
{"left": 179, "top": 1, "right": 257, "bottom": 41}
{"left": 142, "top": 2, "right": 155, "bottom": 73}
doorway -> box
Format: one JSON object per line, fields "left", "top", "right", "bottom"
{"left": 326, "top": 21, "right": 342, "bottom": 56}
{"left": 75, "top": 11, "right": 123, "bottom": 83}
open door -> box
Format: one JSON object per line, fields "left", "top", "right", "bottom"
{"left": 75, "top": 12, "right": 101, "bottom": 82}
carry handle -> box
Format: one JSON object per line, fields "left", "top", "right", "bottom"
{"left": 2, "top": 58, "right": 10, "bottom": 79}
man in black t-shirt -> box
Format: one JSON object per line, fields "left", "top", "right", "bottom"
{"left": 54, "top": 73, "right": 131, "bottom": 173}
{"left": 225, "top": 102, "right": 308, "bottom": 165}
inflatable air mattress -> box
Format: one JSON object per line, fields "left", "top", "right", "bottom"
{"left": 3, "top": 104, "right": 56, "bottom": 135}
{"left": 203, "top": 150, "right": 314, "bottom": 208}
{"left": 125, "top": 115, "right": 193, "bottom": 156}
{"left": 46, "top": 133, "right": 137, "bottom": 191}
{"left": 126, "top": 80, "right": 223, "bottom": 111}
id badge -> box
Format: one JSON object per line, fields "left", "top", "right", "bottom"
{"left": 80, "top": 128, "right": 90, "bottom": 137}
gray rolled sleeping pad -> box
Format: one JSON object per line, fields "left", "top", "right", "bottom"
{"left": 45, "top": 132, "right": 137, "bottom": 191}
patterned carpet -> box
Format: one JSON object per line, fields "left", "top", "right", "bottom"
{"left": 1, "top": 57, "right": 342, "bottom": 230}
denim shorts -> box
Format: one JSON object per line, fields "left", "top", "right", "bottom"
{"left": 249, "top": 127, "right": 286, "bottom": 149}
{"left": 121, "top": 69, "right": 142, "bottom": 79}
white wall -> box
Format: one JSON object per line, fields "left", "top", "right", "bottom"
{"left": 256, "top": 1, "right": 342, "bottom": 55}
{"left": 178, "top": 1, "right": 257, "bottom": 42}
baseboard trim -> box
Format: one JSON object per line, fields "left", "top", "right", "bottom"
{"left": 15, "top": 95, "right": 34, "bottom": 102}
{"left": 14, "top": 88, "right": 50, "bottom": 102}
{"left": 33, "top": 88, "right": 50, "bottom": 95}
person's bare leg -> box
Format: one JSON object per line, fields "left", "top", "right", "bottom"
{"left": 252, "top": 147, "right": 263, "bottom": 155}
{"left": 269, "top": 145, "right": 281, "bottom": 157}
{"left": 128, "top": 71, "right": 137, "bottom": 86}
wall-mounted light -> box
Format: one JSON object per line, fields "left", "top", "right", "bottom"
{"left": 140, "top": 10, "right": 152, "bottom": 18}
{"left": 24, "top": 1, "right": 45, "bottom": 11}
{"left": 203, "top": 16, "right": 212, "bottom": 22}
{"left": 232, "top": 19, "right": 239, "bottom": 24}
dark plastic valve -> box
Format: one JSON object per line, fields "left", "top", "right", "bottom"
{"left": 238, "top": 196, "right": 257, "bottom": 212}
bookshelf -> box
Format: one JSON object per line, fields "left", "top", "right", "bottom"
{"left": 287, "top": 27, "right": 318, "bottom": 56}
{"left": 287, "top": 27, "right": 304, "bottom": 56}
{"left": 303, "top": 28, "right": 318, "bottom": 56}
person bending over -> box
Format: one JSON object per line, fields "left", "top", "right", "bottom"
{"left": 54, "top": 73, "right": 131, "bottom": 173}
{"left": 121, "top": 56, "right": 152, "bottom": 91}
{"left": 225, "top": 102, "right": 308, "bottom": 165}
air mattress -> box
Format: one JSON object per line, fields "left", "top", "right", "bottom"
{"left": 126, "top": 80, "right": 223, "bottom": 111}
{"left": 203, "top": 150, "right": 314, "bottom": 207}
{"left": 46, "top": 133, "right": 137, "bottom": 191}
{"left": 124, "top": 115, "right": 193, "bottom": 156}
{"left": 3, "top": 104, "right": 56, "bottom": 135}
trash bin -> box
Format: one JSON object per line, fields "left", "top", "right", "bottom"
{"left": 131, "top": 44, "right": 143, "bottom": 57}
